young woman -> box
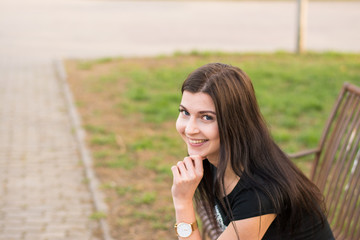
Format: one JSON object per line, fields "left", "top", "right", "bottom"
{"left": 171, "top": 63, "right": 334, "bottom": 240}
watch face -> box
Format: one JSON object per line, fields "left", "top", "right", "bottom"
{"left": 177, "top": 222, "right": 192, "bottom": 237}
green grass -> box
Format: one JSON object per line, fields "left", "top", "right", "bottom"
{"left": 120, "top": 68, "right": 184, "bottom": 123}
{"left": 133, "top": 191, "right": 157, "bottom": 205}
{"left": 69, "top": 51, "right": 360, "bottom": 239}
{"left": 140, "top": 53, "right": 355, "bottom": 146}
{"left": 78, "top": 52, "right": 360, "bottom": 171}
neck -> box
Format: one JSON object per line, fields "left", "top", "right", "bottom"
{"left": 206, "top": 153, "right": 219, "bottom": 167}
{"left": 222, "top": 166, "right": 240, "bottom": 196}
{"left": 209, "top": 156, "right": 240, "bottom": 195}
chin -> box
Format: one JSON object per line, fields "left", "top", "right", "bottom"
{"left": 187, "top": 148, "right": 204, "bottom": 157}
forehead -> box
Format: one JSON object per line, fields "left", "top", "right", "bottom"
{"left": 181, "top": 91, "right": 215, "bottom": 111}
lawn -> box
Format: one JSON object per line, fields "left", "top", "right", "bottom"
{"left": 65, "top": 51, "right": 360, "bottom": 240}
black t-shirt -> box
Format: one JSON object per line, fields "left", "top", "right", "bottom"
{"left": 214, "top": 174, "right": 335, "bottom": 239}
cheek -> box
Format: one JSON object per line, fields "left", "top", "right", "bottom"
{"left": 206, "top": 124, "right": 219, "bottom": 140}
{"left": 175, "top": 117, "right": 185, "bottom": 135}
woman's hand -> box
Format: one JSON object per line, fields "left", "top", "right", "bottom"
{"left": 171, "top": 155, "right": 204, "bottom": 206}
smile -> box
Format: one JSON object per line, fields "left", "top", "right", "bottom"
{"left": 188, "top": 138, "right": 208, "bottom": 144}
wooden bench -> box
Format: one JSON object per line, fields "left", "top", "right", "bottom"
{"left": 290, "top": 82, "right": 360, "bottom": 240}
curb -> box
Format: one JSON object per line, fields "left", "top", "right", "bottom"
{"left": 53, "top": 59, "right": 113, "bottom": 240}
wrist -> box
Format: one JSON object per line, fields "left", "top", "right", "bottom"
{"left": 173, "top": 198, "right": 193, "bottom": 210}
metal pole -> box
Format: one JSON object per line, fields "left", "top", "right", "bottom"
{"left": 296, "top": 0, "right": 308, "bottom": 54}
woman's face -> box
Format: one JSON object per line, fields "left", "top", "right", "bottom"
{"left": 176, "top": 91, "right": 220, "bottom": 165}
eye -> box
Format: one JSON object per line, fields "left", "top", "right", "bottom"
{"left": 202, "top": 115, "right": 213, "bottom": 121}
{"left": 179, "top": 109, "right": 190, "bottom": 116}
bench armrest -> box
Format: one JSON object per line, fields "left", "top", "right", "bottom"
{"left": 288, "top": 148, "right": 320, "bottom": 159}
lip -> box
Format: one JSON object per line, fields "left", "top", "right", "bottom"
{"left": 187, "top": 138, "right": 209, "bottom": 146}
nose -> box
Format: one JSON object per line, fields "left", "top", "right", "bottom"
{"left": 185, "top": 118, "right": 200, "bottom": 135}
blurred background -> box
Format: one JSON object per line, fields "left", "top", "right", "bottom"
{"left": 0, "top": 1, "right": 359, "bottom": 240}
{"left": 1, "top": 0, "right": 359, "bottom": 59}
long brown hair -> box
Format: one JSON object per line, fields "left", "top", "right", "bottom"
{"left": 181, "top": 63, "right": 325, "bottom": 236}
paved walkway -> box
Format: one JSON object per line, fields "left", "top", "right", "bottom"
{"left": 0, "top": 58, "right": 105, "bottom": 240}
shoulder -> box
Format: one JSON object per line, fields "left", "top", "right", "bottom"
{"left": 217, "top": 174, "right": 276, "bottom": 224}
{"left": 230, "top": 175, "right": 276, "bottom": 218}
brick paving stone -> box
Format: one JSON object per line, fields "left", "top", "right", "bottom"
{"left": 0, "top": 58, "right": 101, "bottom": 240}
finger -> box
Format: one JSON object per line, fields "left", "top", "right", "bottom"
{"left": 189, "top": 155, "right": 204, "bottom": 176}
{"left": 176, "top": 161, "right": 187, "bottom": 177}
{"left": 171, "top": 165, "right": 180, "bottom": 180}
{"left": 183, "top": 157, "right": 195, "bottom": 169}
{"left": 183, "top": 157, "right": 196, "bottom": 179}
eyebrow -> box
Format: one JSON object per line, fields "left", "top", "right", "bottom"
{"left": 179, "top": 105, "right": 216, "bottom": 115}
